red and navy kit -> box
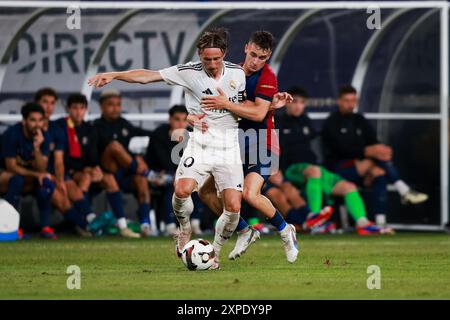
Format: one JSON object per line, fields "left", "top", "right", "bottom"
{"left": 54, "top": 118, "right": 100, "bottom": 175}
{"left": 239, "top": 63, "right": 280, "bottom": 180}
{"left": 45, "top": 120, "right": 65, "bottom": 174}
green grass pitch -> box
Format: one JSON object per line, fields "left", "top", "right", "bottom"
{"left": 1, "top": 233, "right": 449, "bottom": 299}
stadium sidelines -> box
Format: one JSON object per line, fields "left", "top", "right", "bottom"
{"left": 0, "top": 1, "right": 448, "bottom": 230}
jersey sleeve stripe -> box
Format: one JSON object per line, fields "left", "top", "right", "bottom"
{"left": 256, "top": 93, "right": 273, "bottom": 102}
{"left": 177, "top": 66, "right": 203, "bottom": 72}
{"left": 238, "top": 90, "right": 246, "bottom": 102}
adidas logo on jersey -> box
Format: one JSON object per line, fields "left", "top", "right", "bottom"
{"left": 202, "top": 88, "right": 213, "bottom": 95}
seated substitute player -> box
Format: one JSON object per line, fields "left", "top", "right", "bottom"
{"left": 35, "top": 87, "right": 96, "bottom": 237}
{"left": 54, "top": 93, "right": 126, "bottom": 235}
{"left": 322, "top": 85, "right": 428, "bottom": 226}
{"left": 276, "top": 86, "right": 393, "bottom": 234}
{"left": 274, "top": 86, "right": 339, "bottom": 215}
{"left": 92, "top": 89, "right": 155, "bottom": 238}
{"left": 285, "top": 163, "right": 394, "bottom": 235}
{"left": 198, "top": 31, "right": 298, "bottom": 262}
{"left": 275, "top": 86, "right": 329, "bottom": 215}
{"left": 1, "top": 103, "right": 88, "bottom": 239}
{"left": 89, "top": 28, "right": 266, "bottom": 269}
{"left": 144, "top": 104, "right": 204, "bottom": 236}
{"left": 261, "top": 170, "right": 334, "bottom": 234}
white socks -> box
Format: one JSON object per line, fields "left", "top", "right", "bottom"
{"left": 117, "top": 217, "right": 127, "bottom": 230}
{"left": 86, "top": 213, "right": 96, "bottom": 224}
{"left": 375, "top": 214, "right": 386, "bottom": 226}
{"left": 172, "top": 194, "right": 194, "bottom": 232}
{"left": 394, "top": 180, "right": 410, "bottom": 196}
{"left": 213, "top": 210, "right": 240, "bottom": 257}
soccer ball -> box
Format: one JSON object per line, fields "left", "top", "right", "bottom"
{"left": 181, "top": 239, "right": 216, "bottom": 271}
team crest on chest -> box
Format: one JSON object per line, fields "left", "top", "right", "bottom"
{"left": 122, "top": 128, "right": 129, "bottom": 137}
{"left": 303, "top": 127, "right": 310, "bottom": 135}
{"left": 82, "top": 137, "right": 88, "bottom": 145}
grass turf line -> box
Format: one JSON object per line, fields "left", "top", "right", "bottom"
{"left": 0, "top": 233, "right": 449, "bottom": 299}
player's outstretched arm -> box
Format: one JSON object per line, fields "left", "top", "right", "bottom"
{"left": 88, "top": 69, "right": 163, "bottom": 88}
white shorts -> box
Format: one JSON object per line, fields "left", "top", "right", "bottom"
{"left": 175, "top": 138, "right": 243, "bottom": 193}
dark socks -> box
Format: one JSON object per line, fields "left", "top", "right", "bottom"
{"left": 106, "top": 191, "right": 125, "bottom": 219}
{"left": 267, "top": 211, "right": 287, "bottom": 231}
{"left": 5, "top": 175, "right": 24, "bottom": 209}
{"left": 138, "top": 202, "right": 151, "bottom": 224}
{"left": 372, "top": 176, "right": 388, "bottom": 214}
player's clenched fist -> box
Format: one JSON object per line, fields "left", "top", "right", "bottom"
{"left": 88, "top": 72, "right": 116, "bottom": 88}
{"left": 270, "top": 92, "right": 293, "bottom": 110}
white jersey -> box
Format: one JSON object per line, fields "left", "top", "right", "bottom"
{"left": 159, "top": 61, "right": 246, "bottom": 149}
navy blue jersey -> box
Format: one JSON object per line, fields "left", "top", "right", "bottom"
{"left": 275, "top": 110, "right": 318, "bottom": 171}
{"left": 145, "top": 123, "right": 183, "bottom": 173}
{"left": 55, "top": 118, "right": 100, "bottom": 172}
{"left": 238, "top": 64, "right": 279, "bottom": 155}
{"left": 0, "top": 133, "right": 5, "bottom": 169}
{"left": 45, "top": 120, "right": 65, "bottom": 173}
{"left": 322, "top": 111, "right": 379, "bottom": 167}
{"left": 2, "top": 123, "right": 50, "bottom": 169}
{"left": 93, "top": 116, "right": 151, "bottom": 155}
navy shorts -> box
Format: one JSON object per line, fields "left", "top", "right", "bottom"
{"left": 332, "top": 159, "right": 362, "bottom": 184}
{"left": 242, "top": 151, "right": 280, "bottom": 182}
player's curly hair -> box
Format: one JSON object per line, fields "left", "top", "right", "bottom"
{"left": 34, "top": 87, "right": 58, "bottom": 102}
{"left": 248, "top": 31, "right": 274, "bottom": 52}
{"left": 21, "top": 102, "right": 45, "bottom": 119}
{"left": 197, "top": 27, "right": 229, "bottom": 54}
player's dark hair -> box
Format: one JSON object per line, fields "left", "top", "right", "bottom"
{"left": 287, "top": 86, "right": 308, "bottom": 99}
{"left": 338, "top": 85, "right": 357, "bottom": 97}
{"left": 34, "top": 87, "right": 58, "bottom": 102}
{"left": 67, "top": 93, "right": 88, "bottom": 109}
{"left": 197, "top": 27, "right": 229, "bottom": 54}
{"left": 169, "top": 104, "right": 188, "bottom": 117}
{"left": 248, "top": 31, "right": 274, "bottom": 52}
{"left": 21, "top": 102, "right": 45, "bottom": 119}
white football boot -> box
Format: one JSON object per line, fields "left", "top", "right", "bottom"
{"left": 279, "top": 224, "right": 299, "bottom": 263}
{"left": 401, "top": 190, "right": 428, "bottom": 205}
{"left": 228, "top": 226, "right": 260, "bottom": 260}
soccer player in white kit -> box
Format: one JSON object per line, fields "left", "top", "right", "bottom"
{"left": 88, "top": 28, "right": 245, "bottom": 269}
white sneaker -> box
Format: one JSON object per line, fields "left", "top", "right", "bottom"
{"left": 119, "top": 227, "right": 141, "bottom": 238}
{"left": 191, "top": 219, "right": 203, "bottom": 236}
{"left": 228, "top": 226, "right": 260, "bottom": 260}
{"left": 140, "top": 223, "right": 158, "bottom": 237}
{"left": 279, "top": 224, "right": 299, "bottom": 263}
{"left": 174, "top": 228, "right": 192, "bottom": 257}
{"left": 401, "top": 190, "right": 428, "bottom": 205}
